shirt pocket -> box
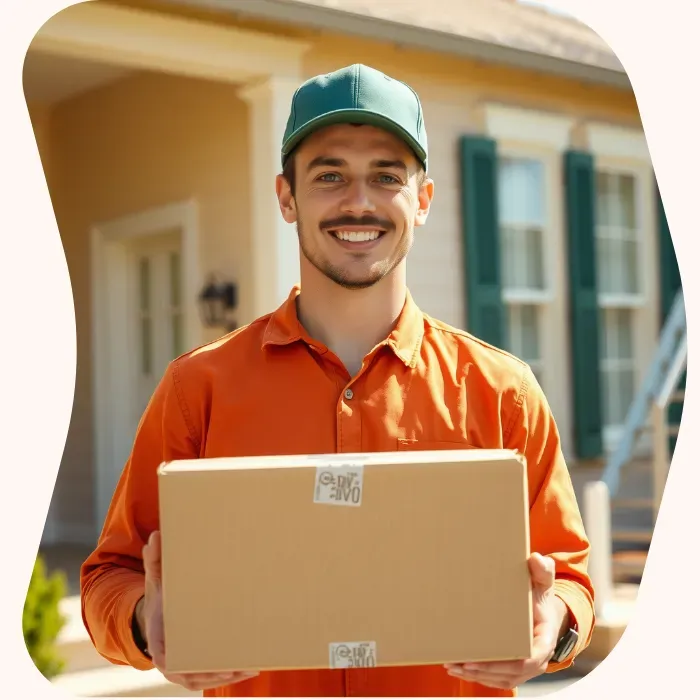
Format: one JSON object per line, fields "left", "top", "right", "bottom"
{"left": 397, "top": 438, "right": 479, "bottom": 451}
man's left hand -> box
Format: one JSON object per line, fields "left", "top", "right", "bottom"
{"left": 444, "top": 553, "right": 569, "bottom": 691}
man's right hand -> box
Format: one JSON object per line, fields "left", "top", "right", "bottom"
{"left": 135, "top": 530, "right": 259, "bottom": 692}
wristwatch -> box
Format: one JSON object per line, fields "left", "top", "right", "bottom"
{"left": 132, "top": 609, "right": 151, "bottom": 659}
{"left": 550, "top": 626, "right": 579, "bottom": 664}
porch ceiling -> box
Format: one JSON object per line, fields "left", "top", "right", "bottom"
{"left": 23, "top": 50, "right": 136, "bottom": 106}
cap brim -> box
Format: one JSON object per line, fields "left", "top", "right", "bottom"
{"left": 281, "top": 108, "right": 427, "bottom": 169}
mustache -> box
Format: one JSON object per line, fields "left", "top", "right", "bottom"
{"left": 320, "top": 215, "right": 393, "bottom": 231}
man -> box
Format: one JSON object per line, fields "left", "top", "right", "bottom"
{"left": 81, "top": 64, "right": 595, "bottom": 698}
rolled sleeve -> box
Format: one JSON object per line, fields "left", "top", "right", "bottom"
{"left": 504, "top": 364, "right": 596, "bottom": 671}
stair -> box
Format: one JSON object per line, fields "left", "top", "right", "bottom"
{"left": 601, "top": 290, "right": 686, "bottom": 587}
{"left": 610, "top": 496, "right": 654, "bottom": 584}
{"left": 611, "top": 551, "right": 648, "bottom": 582}
{"left": 51, "top": 595, "right": 200, "bottom": 697}
{"left": 611, "top": 497, "right": 653, "bottom": 510}
{"left": 611, "top": 528, "right": 653, "bottom": 544}
{"left": 575, "top": 582, "right": 639, "bottom": 668}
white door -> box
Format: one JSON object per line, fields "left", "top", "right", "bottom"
{"left": 94, "top": 201, "right": 199, "bottom": 539}
{"left": 127, "top": 230, "right": 185, "bottom": 431}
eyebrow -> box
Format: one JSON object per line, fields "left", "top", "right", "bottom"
{"left": 306, "top": 156, "right": 409, "bottom": 174}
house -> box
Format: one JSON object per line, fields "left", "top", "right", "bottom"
{"left": 24, "top": 0, "right": 680, "bottom": 558}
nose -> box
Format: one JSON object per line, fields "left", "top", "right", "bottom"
{"left": 340, "top": 178, "right": 376, "bottom": 215}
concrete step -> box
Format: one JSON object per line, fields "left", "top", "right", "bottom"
{"left": 51, "top": 665, "right": 200, "bottom": 697}
{"left": 58, "top": 596, "right": 113, "bottom": 674}
{"left": 611, "top": 528, "right": 653, "bottom": 545}
{"left": 576, "top": 583, "right": 638, "bottom": 667}
{"left": 611, "top": 497, "right": 654, "bottom": 510}
{"left": 612, "top": 550, "right": 647, "bottom": 582}
{"left": 51, "top": 581, "right": 638, "bottom": 696}
{"left": 54, "top": 595, "right": 200, "bottom": 697}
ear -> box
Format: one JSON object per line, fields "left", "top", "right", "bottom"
{"left": 276, "top": 173, "right": 297, "bottom": 224}
{"left": 414, "top": 176, "right": 434, "bottom": 227}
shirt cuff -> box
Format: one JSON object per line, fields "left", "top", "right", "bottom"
{"left": 119, "top": 584, "right": 154, "bottom": 671}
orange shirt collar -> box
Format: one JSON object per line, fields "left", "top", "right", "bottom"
{"left": 262, "top": 285, "right": 424, "bottom": 368}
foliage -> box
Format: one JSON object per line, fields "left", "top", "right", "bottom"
{"left": 22, "top": 554, "right": 67, "bottom": 679}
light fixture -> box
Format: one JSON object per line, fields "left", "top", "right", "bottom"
{"left": 198, "top": 276, "right": 238, "bottom": 332}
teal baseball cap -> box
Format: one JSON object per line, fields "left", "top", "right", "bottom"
{"left": 281, "top": 64, "right": 428, "bottom": 171}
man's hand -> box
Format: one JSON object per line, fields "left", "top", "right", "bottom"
{"left": 444, "top": 553, "right": 569, "bottom": 691}
{"left": 135, "top": 530, "right": 259, "bottom": 692}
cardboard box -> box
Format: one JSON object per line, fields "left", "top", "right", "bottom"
{"left": 157, "top": 449, "right": 533, "bottom": 674}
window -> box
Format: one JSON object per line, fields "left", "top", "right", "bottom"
{"left": 596, "top": 172, "right": 639, "bottom": 297}
{"left": 595, "top": 169, "right": 642, "bottom": 431}
{"left": 497, "top": 156, "right": 548, "bottom": 385}
{"left": 600, "top": 308, "right": 636, "bottom": 427}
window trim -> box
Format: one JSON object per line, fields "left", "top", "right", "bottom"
{"left": 503, "top": 289, "right": 554, "bottom": 305}
{"left": 598, "top": 294, "right": 646, "bottom": 309}
{"left": 586, "top": 122, "right": 651, "bottom": 163}
{"left": 481, "top": 103, "right": 575, "bottom": 151}
{"left": 495, "top": 144, "right": 557, "bottom": 296}
{"left": 586, "top": 127, "right": 656, "bottom": 454}
{"left": 493, "top": 142, "right": 560, "bottom": 400}
{"left": 595, "top": 162, "right": 646, "bottom": 301}
{"left": 480, "top": 104, "right": 575, "bottom": 458}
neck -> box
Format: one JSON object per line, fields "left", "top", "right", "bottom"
{"left": 296, "top": 265, "right": 407, "bottom": 375}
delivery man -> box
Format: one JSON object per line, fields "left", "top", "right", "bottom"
{"left": 81, "top": 64, "right": 595, "bottom": 697}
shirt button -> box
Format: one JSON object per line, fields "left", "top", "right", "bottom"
{"left": 344, "top": 388, "right": 354, "bottom": 400}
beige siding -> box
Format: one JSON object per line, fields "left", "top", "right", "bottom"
{"left": 298, "top": 34, "right": 643, "bottom": 335}
{"left": 28, "top": 7, "right": 649, "bottom": 542}
{"left": 31, "top": 71, "right": 253, "bottom": 541}
{"left": 405, "top": 96, "right": 479, "bottom": 329}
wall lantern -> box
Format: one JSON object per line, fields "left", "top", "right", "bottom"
{"left": 198, "top": 276, "right": 238, "bottom": 332}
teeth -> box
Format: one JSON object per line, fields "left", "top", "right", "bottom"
{"left": 334, "top": 230, "right": 381, "bottom": 242}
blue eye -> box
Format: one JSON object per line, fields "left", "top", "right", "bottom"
{"left": 378, "top": 174, "right": 400, "bottom": 184}
{"left": 319, "top": 173, "right": 342, "bottom": 182}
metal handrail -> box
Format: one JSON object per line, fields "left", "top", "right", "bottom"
{"left": 656, "top": 332, "right": 687, "bottom": 410}
{"left": 601, "top": 290, "right": 685, "bottom": 495}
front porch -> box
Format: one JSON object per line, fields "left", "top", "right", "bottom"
{"left": 27, "top": 0, "right": 311, "bottom": 548}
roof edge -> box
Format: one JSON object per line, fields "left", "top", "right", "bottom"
{"left": 157, "top": 0, "right": 631, "bottom": 90}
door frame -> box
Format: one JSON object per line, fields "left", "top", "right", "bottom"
{"left": 90, "top": 199, "right": 200, "bottom": 537}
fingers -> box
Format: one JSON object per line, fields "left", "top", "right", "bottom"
{"left": 145, "top": 593, "right": 166, "bottom": 669}
{"left": 528, "top": 552, "right": 556, "bottom": 590}
{"left": 445, "top": 660, "right": 525, "bottom": 677}
{"left": 141, "top": 530, "right": 259, "bottom": 693}
{"left": 163, "top": 671, "right": 259, "bottom": 691}
{"left": 445, "top": 555, "right": 558, "bottom": 691}
{"left": 445, "top": 657, "right": 547, "bottom": 691}
{"left": 445, "top": 665, "right": 520, "bottom": 690}
{"left": 143, "top": 531, "right": 162, "bottom": 581}
{"left": 147, "top": 625, "right": 166, "bottom": 670}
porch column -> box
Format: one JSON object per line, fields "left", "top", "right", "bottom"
{"left": 240, "top": 76, "right": 302, "bottom": 319}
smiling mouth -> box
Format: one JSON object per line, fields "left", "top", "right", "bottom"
{"left": 327, "top": 229, "right": 385, "bottom": 242}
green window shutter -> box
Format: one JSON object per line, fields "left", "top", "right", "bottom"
{"left": 564, "top": 150, "right": 603, "bottom": 460}
{"left": 656, "top": 185, "right": 684, "bottom": 455}
{"left": 657, "top": 186, "right": 682, "bottom": 321}
{"left": 459, "top": 135, "right": 505, "bottom": 348}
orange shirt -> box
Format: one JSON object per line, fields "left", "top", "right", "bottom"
{"left": 80, "top": 286, "right": 595, "bottom": 698}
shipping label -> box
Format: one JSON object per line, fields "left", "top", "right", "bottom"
{"left": 313, "top": 462, "right": 364, "bottom": 506}
{"left": 329, "top": 641, "right": 377, "bottom": 669}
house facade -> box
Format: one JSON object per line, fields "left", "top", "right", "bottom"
{"left": 24, "top": 0, "right": 679, "bottom": 547}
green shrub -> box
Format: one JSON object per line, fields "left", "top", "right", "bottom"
{"left": 23, "top": 554, "right": 67, "bottom": 679}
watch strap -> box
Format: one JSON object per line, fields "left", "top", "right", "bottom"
{"left": 132, "top": 608, "right": 151, "bottom": 659}
{"left": 551, "top": 626, "right": 578, "bottom": 664}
